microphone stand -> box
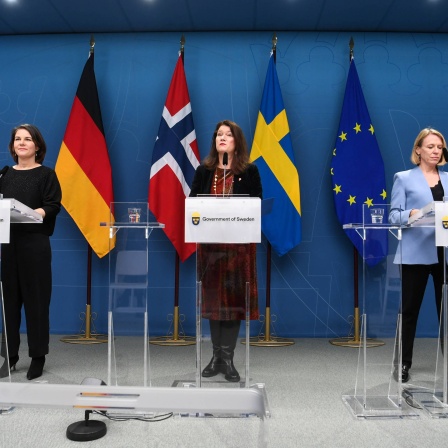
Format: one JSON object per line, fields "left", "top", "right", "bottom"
{"left": 222, "top": 152, "right": 228, "bottom": 197}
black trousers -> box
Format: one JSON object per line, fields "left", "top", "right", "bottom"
{"left": 1, "top": 232, "right": 52, "bottom": 359}
{"left": 401, "top": 257, "right": 444, "bottom": 368}
{"left": 209, "top": 320, "right": 241, "bottom": 356}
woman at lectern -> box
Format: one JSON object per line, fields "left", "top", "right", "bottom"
{"left": 389, "top": 127, "right": 448, "bottom": 383}
{"left": 0, "top": 124, "right": 61, "bottom": 380}
{"left": 190, "top": 120, "right": 262, "bottom": 382}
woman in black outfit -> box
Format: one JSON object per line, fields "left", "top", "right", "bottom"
{"left": 0, "top": 124, "right": 61, "bottom": 380}
{"left": 190, "top": 120, "right": 262, "bottom": 382}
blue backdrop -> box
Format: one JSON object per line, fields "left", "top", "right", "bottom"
{"left": 0, "top": 31, "right": 446, "bottom": 338}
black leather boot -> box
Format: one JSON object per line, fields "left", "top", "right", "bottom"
{"left": 202, "top": 320, "right": 222, "bottom": 378}
{"left": 220, "top": 320, "right": 241, "bottom": 382}
{"left": 27, "top": 356, "right": 45, "bottom": 380}
{"left": 202, "top": 348, "right": 222, "bottom": 377}
{"left": 0, "top": 355, "right": 19, "bottom": 379}
{"left": 220, "top": 350, "right": 240, "bottom": 382}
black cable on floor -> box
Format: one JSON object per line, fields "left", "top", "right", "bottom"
{"left": 92, "top": 410, "right": 174, "bottom": 422}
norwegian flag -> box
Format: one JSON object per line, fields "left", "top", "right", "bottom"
{"left": 149, "top": 55, "right": 200, "bottom": 262}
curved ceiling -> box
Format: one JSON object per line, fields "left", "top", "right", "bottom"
{"left": 0, "top": 0, "right": 447, "bottom": 35}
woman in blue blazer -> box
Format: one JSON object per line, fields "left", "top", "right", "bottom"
{"left": 389, "top": 127, "right": 448, "bottom": 382}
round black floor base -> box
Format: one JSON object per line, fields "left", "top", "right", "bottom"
{"left": 66, "top": 420, "right": 107, "bottom": 442}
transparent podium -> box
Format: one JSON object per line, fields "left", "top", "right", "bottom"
{"left": 184, "top": 196, "right": 270, "bottom": 419}
{"left": 341, "top": 204, "right": 419, "bottom": 418}
{"left": 0, "top": 198, "right": 43, "bottom": 411}
{"left": 102, "top": 202, "right": 165, "bottom": 387}
{"left": 0, "top": 200, "right": 268, "bottom": 446}
{"left": 399, "top": 200, "right": 448, "bottom": 418}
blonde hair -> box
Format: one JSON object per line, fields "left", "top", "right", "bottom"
{"left": 411, "top": 127, "right": 447, "bottom": 166}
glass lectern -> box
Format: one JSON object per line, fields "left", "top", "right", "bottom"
{"left": 399, "top": 200, "right": 448, "bottom": 418}
{"left": 184, "top": 195, "right": 270, "bottom": 419}
{"left": 103, "top": 202, "right": 164, "bottom": 387}
{"left": 341, "top": 204, "right": 419, "bottom": 418}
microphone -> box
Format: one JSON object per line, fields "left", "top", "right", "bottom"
{"left": 443, "top": 148, "right": 448, "bottom": 163}
{"left": 0, "top": 165, "right": 8, "bottom": 199}
{"left": 222, "top": 153, "right": 228, "bottom": 197}
{"left": 0, "top": 166, "right": 9, "bottom": 178}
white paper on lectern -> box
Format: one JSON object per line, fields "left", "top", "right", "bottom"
{"left": 0, "top": 198, "right": 43, "bottom": 244}
{"left": 185, "top": 197, "right": 261, "bottom": 243}
{"left": 435, "top": 202, "right": 448, "bottom": 247}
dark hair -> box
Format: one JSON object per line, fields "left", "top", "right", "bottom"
{"left": 8, "top": 124, "right": 47, "bottom": 164}
{"left": 202, "top": 120, "right": 250, "bottom": 174}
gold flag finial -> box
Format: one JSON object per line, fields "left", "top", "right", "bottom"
{"left": 349, "top": 37, "right": 354, "bottom": 61}
{"left": 90, "top": 34, "right": 95, "bottom": 55}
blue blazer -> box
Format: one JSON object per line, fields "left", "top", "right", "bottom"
{"left": 389, "top": 166, "right": 448, "bottom": 264}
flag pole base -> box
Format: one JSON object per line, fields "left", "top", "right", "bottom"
{"left": 241, "top": 336, "right": 295, "bottom": 347}
{"left": 329, "top": 306, "right": 384, "bottom": 347}
{"left": 60, "top": 334, "right": 108, "bottom": 345}
{"left": 149, "top": 335, "right": 196, "bottom": 346}
{"left": 329, "top": 337, "right": 384, "bottom": 348}
{"left": 241, "top": 307, "right": 295, "bottom": 347}
{"left": 60, "top": 304, "right": 107, "bottom": 344}
{"left": 149, "top": 306, "right": 196, "bottom": 346}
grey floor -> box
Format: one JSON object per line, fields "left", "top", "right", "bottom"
{"left": 0, "top": 335, "right": 447, "bottom": 447}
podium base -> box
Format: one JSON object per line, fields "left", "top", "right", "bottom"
{"left": 403, "top": 387, "right": 448, "bottom": 418}
{"left": 172, "top": 381, "right": 271, "bottom": 419}
{"left": 342, "top": 394, "right": 419, "bottom": 419}
{"left": 329, "top": 337, "right": 385, "bottom": 348}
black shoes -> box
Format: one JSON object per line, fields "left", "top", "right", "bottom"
{"left": 202, "top": 354, "right": 240, "bottom": 382}
{"left": 27, "top": 356, "right": 45, "bottom": 380}
{"left": 220, "top": 358, "right": 240, "bottom": 382}
{"left": 0, "top": 355, "right": 19, "bottom": 378}
{"left": 394, "top": 364, "right": 410, "bottom": 383}
{"left": 202, "top": 356, "right": 223, "bottom": 377}
{"left": 401, "top": 364, "right": 410, "bottom": 383}
{"left": 0, "top": 355, "right": 46, "bottom": 380}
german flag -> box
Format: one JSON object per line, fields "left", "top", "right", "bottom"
{"left": 56, "top": 52, "right": 115, "bottom": 258}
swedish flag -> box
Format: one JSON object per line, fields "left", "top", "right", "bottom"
{"left": 331, "top": 59, "right": 387, "bottom": 266}
{"left": 250, "top": 55, "right": 301, "bottom": 256}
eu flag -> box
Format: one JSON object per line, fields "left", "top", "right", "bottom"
{"left": 250, "top": 55, "right": 301, "bottom": 256}
{"left": 331, "top": 59, "right": 387, "bottom": 266}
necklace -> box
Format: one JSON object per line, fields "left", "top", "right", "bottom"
{"left": 213, "top": 167, "right": 234, "bottom": 196}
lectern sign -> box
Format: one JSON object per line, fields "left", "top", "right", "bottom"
{"left": 185, "top": 197, "right": 261, "bottom": 243}
{"left": 435, "top": 201, "right": 448, "bottom": 247}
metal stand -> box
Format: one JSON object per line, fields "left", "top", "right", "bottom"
{"left": 60, "top": 304, "right": 107, "bottom": 345}
{"left": 242, "top": 307, "right": 294, "bottom": 347}
{"left": 66, "top": 410, "right": 107, "bottom": 442}
{"left": 330, "top": 307, "right": 384, "bottom": 348}
{"left": 150, "top": 305, "right": 196, "bottom": 346}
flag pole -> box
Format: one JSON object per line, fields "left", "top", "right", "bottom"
{"left": 244, "top": 34, "right": 294, "bottom": 347}
{"left": 60, "top": 35, "right": 107, "bottom": 345}
{"left": 150, "top": 35, "right": 195, "bottom": 347}
{"left": 329, "top": 37, "right": 383, "bottom": 348}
